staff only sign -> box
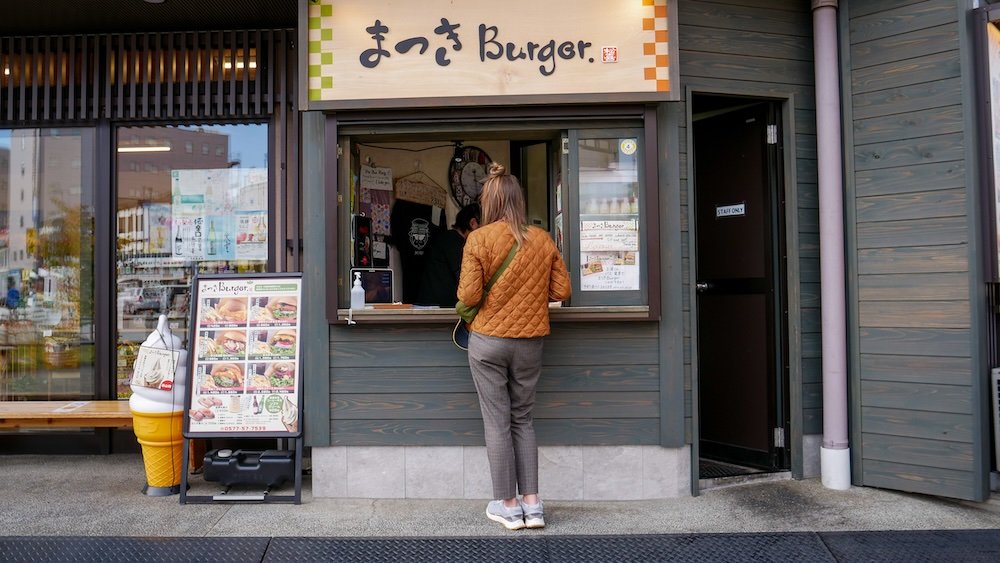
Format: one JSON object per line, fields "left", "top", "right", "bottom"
{"left": 303, "top": 0, "right": 678, "bottom": 108}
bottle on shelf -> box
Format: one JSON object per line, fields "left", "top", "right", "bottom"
{"left": 207, "top": 220, "right": 218, "bottom": 256}
{"left": 351, "top": 271, "right": 365, "bottom": 310}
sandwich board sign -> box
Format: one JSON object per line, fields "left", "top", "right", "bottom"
{"left": 183, "top": 273, "right": 302, "bottom": 438}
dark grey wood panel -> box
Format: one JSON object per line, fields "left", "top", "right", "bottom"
{"left": 857, "top": 244, "right": 967, "bottom": 275}
{"left": 330, "top": 418, "right": 660, "bottom": 446}
{"left": 850, "top": 50, "right": 960, "bottom": 94}
{"left": 859, "top": 273, "right": 969, "bottom": 302}
{"left": 855, "top": 188, "right": 965, "bottom": 223}
{"left": 856, "top": 216, "right": 968, "bottom": 249}
{"left": 796, "top": 157, "right": 819, "bottom": 184}
{"left": 797, "top": 182, "right": 818, "bottom": 209}
{"left": 849, "top": 2, "right": 956, "bottom": 44}
{"left": 803, "top": 382, "right": 822, "bottom": 410}
{"left": 331, "top": 365, "right": 660, "bottom": 394}
{"left": 803, "top": 409, "right": 821, "bottom": 435}
{"left": 331, "top": 337, "right": 658, "bottom": 368}
{"left": 332, "top": 322, "right": 653, "bottom": 343}
{"left": 858, "top": 327, "right": 970, "bottom": 357}
{"left": 859, "top": 354, "right": 972, "bottom": 386}
{"left": 679, "top": 1, "right": 811, "bottom": 35}
{"left": 801, "top": 332, "right": 822, "bottom": 358}
{"left": 862, "top": 406, "right": 973, "bottom": 442}
{"left": 679, "top": 26, "right": 812, "bottom": 61}
{"left": 332, "top": 392, "right": 660, "bottom": 420}
{"left": 799, "top": 233, "right": 819, "bottom": 258}
{"left": 798, "top": 207, "right": 819, "bottom": 234}
{"left": 680, "top": 51, "right": 814, "bottom": 85}
{"left": 862, "top": 433, "right": 974, "bottom": 468}
{"left": 852, "top": 105, "right": 963, "bottom": 146}
{"left": 861, "top": 459, "right": 974, "bottom": 500}
{"left": 852, "top": 77, "right": 963, "bottom": 120}
{"left": 801, "top": 307, "right": 821, "bottom": 334}
{"left": 860, "top": 380, "right": 971, "bottom": 414}
{"left": 858, "top": 300, "right": 970, "bottom": 329}
{"left": 802, "top": 358, "right": 822, "bottom": 384}
{"left": 850, "top": 25, "right": 958, "bottom": 69}
{"left": 854, "top": 160, "right": 965, "bottom": 197}
{"left": 848, "top": 0, "right": 928, "bottom": 19}
{"left": 853, "top": 133, "right": 965, "bottom": 171}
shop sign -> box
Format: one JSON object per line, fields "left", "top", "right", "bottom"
{"left": 185, "top": 274, "right": 302, "bottom": 437}
{"left": 304, "top": 0, "right": 678, "bottom": 108}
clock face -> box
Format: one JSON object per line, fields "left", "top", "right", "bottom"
{"left": 449, "top": 146, "right": 492, "bottom": 207}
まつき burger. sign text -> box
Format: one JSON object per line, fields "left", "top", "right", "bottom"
{"left": 305, "top": 0, "right": 677, "bottom": 108}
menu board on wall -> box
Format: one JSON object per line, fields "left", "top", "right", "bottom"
{"left": 184, "top": 273, "right": 302, "bottom": 438}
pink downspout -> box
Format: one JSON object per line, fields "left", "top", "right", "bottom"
{"left": 813, "top": 0, "right": 851, "bottom": 489}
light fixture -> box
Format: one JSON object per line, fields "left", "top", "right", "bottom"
{"left": 2, "top": 67, "right": 9, "bottom": 76}
{"left": 223, "top": 60, "right": 257, "bottom": 70}
{"left": 142, "top": 0, "right": 167, "bottom": 4}
{"left": 117, "top": 146, "right": 171, "bottom": 153}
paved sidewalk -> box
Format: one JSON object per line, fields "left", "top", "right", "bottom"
{"left": 2, "top": 454, "right": 1000, "bottom": 561}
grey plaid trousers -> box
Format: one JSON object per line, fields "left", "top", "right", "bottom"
{"left": 468, "top": 331, "right": 544, "bottom": 500}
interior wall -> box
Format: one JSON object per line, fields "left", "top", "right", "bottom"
{"left": 354, "top": 140, "right": 510, "bottom": 224}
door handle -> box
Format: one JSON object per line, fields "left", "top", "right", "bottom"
{"left": 696, "top": 282, "right": 710, "bottom": 293}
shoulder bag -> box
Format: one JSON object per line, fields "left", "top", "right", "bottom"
{"left": 453, "top": 242, "right": 518, "bottom": 350}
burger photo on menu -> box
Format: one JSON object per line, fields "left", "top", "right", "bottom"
{"left": 253, "top": 296, "right": 297, "bottom": 324}
{"left": 268, "top": 329, "right": 297, "bottom": 357}
{"left": 264, "top": 361, "right": 295, "bottom": 389}
{"left": 200, "top": 297, "right": 248, "bottom": 325}
{"left": 217, "top": 330, "right": 247, "bottom": 357}
{"left": 198, "top": 362, "right": 244, "bottom": 391}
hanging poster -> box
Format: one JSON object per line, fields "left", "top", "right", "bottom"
{"left": 235, "top": 212, "right": 268, "bottom": 260}
{"left": 170, "top": 168, "right": 268, "bottom": 261}
{"left": 145, "top": 203, "right": 172, "bottom": 254}
{"left": 185, "top": 273, "right": 302, "bottom": 437}
{"left": 581, "top": 251, "right": 640, "bottom": 291}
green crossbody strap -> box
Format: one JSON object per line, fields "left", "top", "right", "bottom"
{"left": 483, "top": 241, "right": 519, "bottom": 296}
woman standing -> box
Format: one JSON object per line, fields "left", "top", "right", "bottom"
{"left": 457, "top": 163, "right": 571, "bottom": 530}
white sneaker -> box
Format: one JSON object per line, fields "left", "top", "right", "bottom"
{"left": 519, "top": 499, "right": 545, "bottom": 529}
{"left": 486, "top": 500, "right": 525, "bottom": 530}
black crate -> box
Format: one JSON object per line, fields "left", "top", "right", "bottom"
{"left": 203, "top": 449, "right": 294, "bottom": 487}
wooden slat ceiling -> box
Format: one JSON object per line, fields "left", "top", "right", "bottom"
{"left": 0, "top": 0, "right": 297, "bottom": 35}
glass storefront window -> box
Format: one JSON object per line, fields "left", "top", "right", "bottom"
{"left": 116, "top": 124, "right": 269, "bottom": 398}
{"left": 0, "top": 128, "right": 95, "bottom": 401}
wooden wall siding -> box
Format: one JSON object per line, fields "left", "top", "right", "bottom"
{"left": 677, "top": 0, "right": 821, "bottom": 443}
{"left": 328, "top": 322, "right": 660, "bottom": 446}
{"left": 847, "top": 0, "right": 976, "bottom": 502}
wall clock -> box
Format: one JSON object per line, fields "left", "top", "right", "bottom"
{"left": 449, "top": 145, "right": 492, "bottom": 207}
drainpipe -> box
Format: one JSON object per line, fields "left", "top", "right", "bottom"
{"left": 813, "top": 0, "right": 850, "bottom": 490}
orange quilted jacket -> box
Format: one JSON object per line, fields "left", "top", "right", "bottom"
{"left": 457, "top": 222, "right": 571, "bottom": 338}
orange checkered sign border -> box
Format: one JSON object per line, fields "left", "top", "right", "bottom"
{"left": 303, "top": 0, "right": 678, "bottom": 109}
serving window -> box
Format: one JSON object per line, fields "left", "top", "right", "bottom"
{"left": 330, "top": 113, "right": 660, "bottom": 322}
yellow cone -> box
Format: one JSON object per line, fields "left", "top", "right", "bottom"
{"left": 131, "top": 410, "right": 184, "bottom": 489}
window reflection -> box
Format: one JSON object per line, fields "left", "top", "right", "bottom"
{"left": 116, "top": 124, "right": 269, "bottom": 398}
{"left": 0, "top": 128, "right": 95, "bottom": 401}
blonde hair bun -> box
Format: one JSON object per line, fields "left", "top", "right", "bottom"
{"left": 487, "top": 162, "right": 506, "bottom": 176}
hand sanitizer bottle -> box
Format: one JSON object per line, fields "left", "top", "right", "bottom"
{"left": 351, "top": 272, "right": 365, "bottom": 310}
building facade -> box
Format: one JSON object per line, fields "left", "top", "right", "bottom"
{"left": 2, "top": 0, "right": 998, "bottom": 503}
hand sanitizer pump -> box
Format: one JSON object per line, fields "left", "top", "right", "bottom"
{"left": 351, "top": 271, "right": 365, "bottom": 310}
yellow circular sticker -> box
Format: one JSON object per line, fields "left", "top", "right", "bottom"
{"left": 620, "top": 139, "right": 638, "bottom": 155}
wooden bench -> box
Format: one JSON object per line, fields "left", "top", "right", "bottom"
{"left": 0, "top": 400, "right": 134, "bottom": 429}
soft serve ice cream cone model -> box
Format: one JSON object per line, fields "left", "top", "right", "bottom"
{"left": 129, "top": 314, "right": 188, "bottom": 496}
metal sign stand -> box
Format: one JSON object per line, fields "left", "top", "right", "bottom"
{"left": 178, "top": 273, "right": 305, "bottom": 505}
